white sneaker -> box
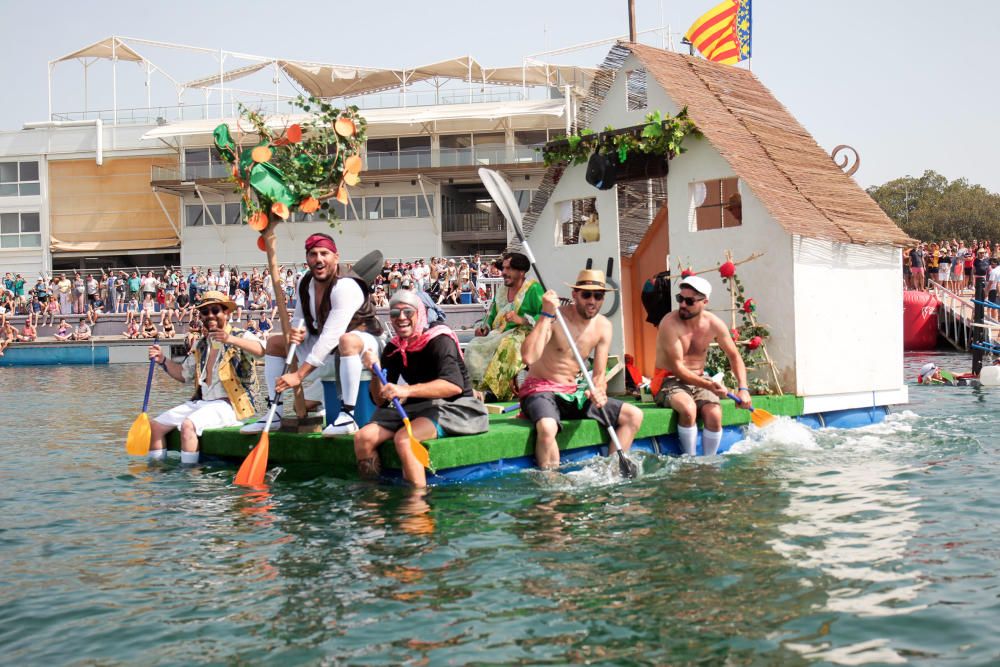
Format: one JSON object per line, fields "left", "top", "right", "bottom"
{"left": 322, "top": 411, "right": 358, "bottom": 437}
{"left": 240, "top": 417, "right": 281, "bottom": 434}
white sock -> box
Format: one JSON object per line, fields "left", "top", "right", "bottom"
{"left": 339, "top": 354, "right": 362, "bottom": 411}
{"left": 263, "top": 354, "right": 285, "bottom": 420}
{"left": 147, "top": 448, "right": 167, "bottom": 461}
{"left": 703, "top": 429, "right": 723, "bottom": 456}
{"left": 180, "top": 451, "right": 200, "bottom": 464}
{"left": 677, "top": 425, "right": 697, "bottom": 456}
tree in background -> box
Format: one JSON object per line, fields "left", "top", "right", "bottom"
{"left": 867, "top": 170, "right": 1000, "bottom": 241}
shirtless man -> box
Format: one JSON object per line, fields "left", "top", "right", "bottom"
{"left": 519, "top": 269, "right": 643, "bottom": 469}
{"left": 653, "top": 275, "right": 750, "bottom": 456}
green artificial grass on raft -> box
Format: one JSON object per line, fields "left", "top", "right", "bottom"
{"left": 167, "top": 394, "right": 804, "bottom": 474}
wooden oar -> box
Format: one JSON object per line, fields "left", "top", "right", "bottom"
{"left": 726, "top": 392, "right": 776, "bottom": 428}
{"left": 371, "top": 363, "right": 432, "bottom": 470}
{"left": 235, "top": 320, "right": 303, "bottom": 487}
{"left": 479, "top": 167, "right": 638, "bottom": 478}
{"left": 125, "top": 338, "right": 158, "bottom": 455}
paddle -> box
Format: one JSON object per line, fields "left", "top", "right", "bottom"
{"left": 234, "top": 319, "right": 303, "bottom": 487}
{"left": 479, "top": 167, "right": 638, "bottom": 478}
{"left": 125, "top": 338, "right": 158, "bottom": 456}
{"left": 371, "top": 363, "right": 432, "bottom": 470}
{"left": 726, "top": 392, "right": 776, "bottom": 428}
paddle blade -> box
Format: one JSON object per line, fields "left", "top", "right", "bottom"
{"left": 402, "top": 417, "right": 431, "bottom": 470}
{"left": 617, "top": 451, "right": 639, "bottom": 479}
{"left": 125, "top": 412, "right": 151, "bottom": 456}
{"left": 750, "top": 408, "right": 776, "bottom": 428}
{"left": 235, "top": 433, "right": 270, "bottom": 487}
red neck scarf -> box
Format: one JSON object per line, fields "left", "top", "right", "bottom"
{"left": 388, "top": 297, "right": 461, "bottom": 367}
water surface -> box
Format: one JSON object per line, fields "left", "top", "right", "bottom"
{"left": 2, "top": 351, "right": 998, "bottom": 665}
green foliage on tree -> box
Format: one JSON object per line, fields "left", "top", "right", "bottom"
{"left": 867, "top": 170, "right": 1000, "bottom": 241}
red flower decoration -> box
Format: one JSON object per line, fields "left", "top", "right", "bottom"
{"left": 748, "top": 336, "right": 762, "bottom": 350}
{"left": 742, "top": 298, "right": 755, "bottom": 313}
{"left": 681, "top": 268, "right": 693, "bottom": 278}
{"left": 719, "top": 261, "right": 736, "bottom": 278}
{"left": 731, "top": 328, "right": 739, "bottom": 339}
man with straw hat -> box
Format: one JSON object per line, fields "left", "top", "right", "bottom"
{"left": 147, "top": 290, "right": 264, "bottom": 464}
{"left": 519, "top": 269, "right": 643, "bottom": 469}
{"left": 654, "top": 275, "right": 750, "bottom": 456}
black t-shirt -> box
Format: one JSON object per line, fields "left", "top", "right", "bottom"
{"left": 974, "top": 258, "right": 991, "bottom": 276}
{"left": 381, "top": 329, "right": 472, "bottom": 402}
{"left": 909, "top": 249, "right": 924, "bottom": 268}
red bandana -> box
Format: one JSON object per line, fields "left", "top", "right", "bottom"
{"left": 304, "top": 234, "right": 338, "bottom": 254}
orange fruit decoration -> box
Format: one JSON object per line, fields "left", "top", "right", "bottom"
{"left": 344, "top": 172, "right": 360, "bottom": 187}
{"left": 247, "top": 211, "right": 269, "bottom": 231}
{"left": 299, "top": 196, "right": 320, "bottom": 213}
{"left": 334, "top": 117, "right": 356, "bottom": 138}
{"left": 251, "top": 145, "right": 273, "bottom": 163}
{"left": 286, "top": 124, "right": 302, "bottom": 143}
{"left": 336, "top": 187, "right": 349, "bottom": 205}
{"left": 271, "top": 202, "right": 290, "bottom": 220}
{"left": 344, "top": 155, "right": 363, "bottom": 175}
{"left": 257, "top": 235, "right": 267, "bottom": 252}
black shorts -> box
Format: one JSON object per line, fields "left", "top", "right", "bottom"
{"left": 521, "top": 391, "right": 624, "bottom": 433}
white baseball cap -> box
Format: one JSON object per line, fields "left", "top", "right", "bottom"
{"left": 678, "top": 275, "right": 712, "bottom": 299}
{"left": 918, "top": 362, "right": 937, "bottom": 378}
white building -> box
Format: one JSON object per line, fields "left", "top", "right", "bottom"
{"left": 0, "top": 36, "right": 595, "bottom": 275}
{"left": 519, "top": 42, "right": 911, "bottom": 408}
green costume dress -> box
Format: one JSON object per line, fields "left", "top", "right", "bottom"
{"left": 464, "top": 279, "right": 544, "bottom": 400}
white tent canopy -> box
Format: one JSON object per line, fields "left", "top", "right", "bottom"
{"left": 139, "top": 98, "right": 567, "bottom": 142}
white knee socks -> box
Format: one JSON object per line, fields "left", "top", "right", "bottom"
{"left": 263, "top": 354, "right": 285, "bottom": 419}
{"left": 180, "top": 451, "right": 200, "bottom": 465}
{"left": 703, "top": 429, "right": 722, "bottom": 456}
{"left": 677, "top": 424, "right": 697, "bottom": 456}
{"left": 147, "top": 448, "right": 167, "bottom": 461}
{"left": 339, "top": 354, "right": 362, "bottom": 410}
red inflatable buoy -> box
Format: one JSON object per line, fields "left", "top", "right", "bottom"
{"left": 903, "top": 290, "right": 939, "bottom": 350}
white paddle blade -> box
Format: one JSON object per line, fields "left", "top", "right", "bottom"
{"left": 478, "top": 168, "right": 527, "bottom": 242}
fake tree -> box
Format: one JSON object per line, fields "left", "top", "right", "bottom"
{"left": 702, "top": 260, "right": 773, "bottom": 394}
{"left": 212, "top": 96, "right": 367, "bottom": 417}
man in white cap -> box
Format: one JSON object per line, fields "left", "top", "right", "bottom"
{"left": 917, "top": 362, "right": 947, "bottom": 385}
{"left": 653, "top": 274, "right": 751, "bottom": 456}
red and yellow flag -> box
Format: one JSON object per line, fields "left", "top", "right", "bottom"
{"left": 685, "top": 0, "right": 752, "bottom": 65}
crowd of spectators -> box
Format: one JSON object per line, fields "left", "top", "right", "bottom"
{"left": 0, "top": 254, "right": 500, "bottom": 351}
{"left": 904, "top": 239, "right": 1000, "bottom": 295}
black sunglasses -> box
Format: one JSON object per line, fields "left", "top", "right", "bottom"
{"left": 198, "top": 305, "right": 224, "bottom": 316}
{"left": 578, "top": 290, "right": 605, "bottom": 301}
{"left": 389, "top": 307, "right": 417, "bottom": 319}
{"left": 676, "top": 294, "right": 705, "bottom": 306}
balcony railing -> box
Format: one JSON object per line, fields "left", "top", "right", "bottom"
{"left": 367, "top": 145, "right": 542, "bottom": 171}
{"left": 443, "top": 212, "right": 506, "bottom": 234}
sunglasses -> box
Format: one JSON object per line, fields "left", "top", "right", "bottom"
{"left": 389, "top": 307, "right": 417, "bottom": 319}
{"left": 676, "top": 294, "right": 706, "bottom": 306}
{"left": 578, "top": 290, "right": 605, "bottom": 301}
{"left": 198, "top": 305, "right": 225, "bottom": 316}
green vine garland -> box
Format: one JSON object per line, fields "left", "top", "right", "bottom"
{"left": 542, "top": 108, "right": 700, "bottom": 167}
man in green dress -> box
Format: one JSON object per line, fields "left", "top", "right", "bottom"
{"left": 465, "top": 252, "right": 544, "bottom": 401}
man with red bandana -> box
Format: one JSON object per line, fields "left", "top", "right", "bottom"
{"left": 354, "top": 289, "right": 489, "bottom": 487}
{"left": 242, "top": 233, "right": 382, "bottom": 436}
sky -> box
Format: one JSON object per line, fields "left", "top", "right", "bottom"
{"left": 1, "top": 0, "right": 997, "bottom": 192}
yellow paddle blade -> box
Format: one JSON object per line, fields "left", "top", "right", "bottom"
{"left": 402, "top": 417, "right": 431, "bottom": 469}
{"left": 750, "top": 407, "right": 776, "bottom": 428}
{"left": 235, "top": 433, "right": 270, "bottom": 487}
{"left": 125, "top": 412, "right": 152, "bottom": 456}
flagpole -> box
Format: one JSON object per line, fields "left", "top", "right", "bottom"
{"left": 628, "top": 0, "right": 637, "bottom": 42}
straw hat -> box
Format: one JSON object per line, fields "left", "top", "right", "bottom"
{"left": 565, "top": 269, "right": 616, "bottom": 291}
{"left": 196, "top": 290, "right": 236, "bottom": 312}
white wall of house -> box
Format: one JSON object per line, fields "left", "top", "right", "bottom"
{"left": 524, "top": 162, "right": 627, "bottom": 392}
{"left": 792, "top": 239, "right": 903, "bottom": 395}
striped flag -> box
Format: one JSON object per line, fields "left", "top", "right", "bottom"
{"left": 685, "top": 0, "right": 752, "bottom": 65}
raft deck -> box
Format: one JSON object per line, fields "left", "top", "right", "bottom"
{"left": 165, "top": 394, "right": 845, "bottom": 482}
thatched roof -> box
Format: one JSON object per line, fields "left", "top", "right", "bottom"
{"left": 517, "top": 43, "right": 909, "bottom": 250}
{"left": 625, "top": 43, "right": 909, "bottom": 246}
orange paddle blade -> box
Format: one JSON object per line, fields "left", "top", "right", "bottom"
{"left": 749, "top": 407, "right": 776, "bottom": 428}
{"left": 402, "top": 417, "right": 431, "bottom": 469}
{"left": 235, "top": 433, "right": 270, "bottom": 487}
{"left": 125, "top": 412, "right": 151, "bottom": 456}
